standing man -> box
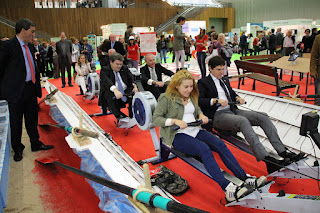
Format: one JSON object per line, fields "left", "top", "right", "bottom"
{"left": 207, "top": 26, "right": 215, "bottom": 41}
{"left": 276, "top": 28, "right": 284, "bottom": 54}
{"left": 125, "top": 25, "right": 133, "bottom": 43}
{"left": 173, "top": 16, "right": 186, "bottom": 71}
{"left": 107, "top": 33, "right": 126, "bottom": 56}
{"left": 269, "top": 29, "right": 277, "bottom": 54}
{"left": 140, "top": 53, "right": 174, "bottom": 99}
{"left": 0, "top": 18, "right": 54, "bottom": 162}
{"left": 240, "top": 32, "right": 247, "bottom": 56}
{"left": 310, "top": 34, "right": 320, "bottom": 105}
{"left": 32, "top": 37, "right": 46, "bottom": 77}
{"left": 56, "top": 32, "right": 73, "bottom": 88}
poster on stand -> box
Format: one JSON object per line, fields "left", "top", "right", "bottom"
{"left": 139, "top": 32, "right": 156, "bottom": 56}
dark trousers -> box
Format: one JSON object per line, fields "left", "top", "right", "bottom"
{"left": 103, "top": 92, "right": 133, "bottom": 118}
{"left": 59, "top": 57, "right": 72, "bottom": 85}
{"left": 45, "top": 60, "right": 53, "bottom": 78}
{"left": 241, "top": 45, "right": 247, "bottom": 56}
{"left": 8, "top": 82, "right": 40, "bottom": 153}
{"left": 197, "top": 52, "right": 207, "bottom": 78}
{"left": 254, "top": 46, "right": 260, "bottom": 56}
{"left": 146, "top": 84, "right": 167, "bottom": 100}
{"left": 315, "top": 78, "right": 320, "bottom": 105}
{"left": 173, "top": 130, "right": 246, "bottom": 190}
{"left": 213, "top": 109, "right": 286, "bottom": 161}
{"left": 284, "top": 47, "right": 295, "bottom": 56}
{"left": 52, "top": 57, "right": 60, "bottom": 79}
{"left": 269, "top": 48, "right": 275, "bottom": 55}
{"left": 185, "top": 53, "right": 191, "bottom": 61}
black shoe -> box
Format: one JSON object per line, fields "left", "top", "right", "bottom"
{"left": 263, "top": 156, "right": 291, "bottom": 174}
{"left": 69, "top": 84, "right": 74, "bottom": 87}
{"left": 279, "top": 150, "right": 305, "bottom": 162}
{"left": 62, "top": 84, "right": 65, "bottom": 88}
{"left": 31, "top": 141, "right": 54, "bottom": 152}
{"left": 13, "top": 146, "right": 25, "bottom": 162}
{"left": 13, "top": 151, "right": 23, "bottom": 162}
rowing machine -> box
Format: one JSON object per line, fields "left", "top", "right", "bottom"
{"left": 214, "top": 103, "right": 317, "bottom": 180}
{"left": 132, "top": 91, "right": 320, "bottom": 212}
{"left": 84, "top": 72, "right": 100, "bottom": 100}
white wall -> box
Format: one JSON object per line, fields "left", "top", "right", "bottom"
{"left": 220, "top": 0, "right": 320, "bottom": 28}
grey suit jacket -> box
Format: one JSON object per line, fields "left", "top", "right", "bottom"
{"left": 56, "top": 39, "right": 72, "bottom": 65}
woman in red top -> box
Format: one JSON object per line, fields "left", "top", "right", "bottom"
{"left": 127, "top": 36, "right": 140, "bottom": 70}
{"left": 195, "top": 28, "right": 208, "bottom": 78}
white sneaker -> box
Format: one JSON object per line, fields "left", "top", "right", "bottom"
{"left": 244, "top": 174, "right": 267, "bottom": 188}
{"left": 225, "top": 182, "right": 249, "bottom": 203}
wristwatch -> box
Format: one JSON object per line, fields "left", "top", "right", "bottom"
{"left": 215, "top": 98, "right": 219, "bottom": 104}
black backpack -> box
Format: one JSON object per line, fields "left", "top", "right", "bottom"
{"left": 150, "top": 165, "right": 189, "bottom": 196}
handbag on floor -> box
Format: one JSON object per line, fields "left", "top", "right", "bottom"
{"left": 150, "top": 165, "right": 189, "bottom": 196}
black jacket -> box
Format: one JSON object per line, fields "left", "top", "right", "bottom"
{"left": 100, "top": 64, "right": 134, "bottom": 95}
{"left": 0, "top": 36, "right": 42, "bottom": 103}
{"left": 140, "top": 64, "right": 174, "bottom": 90}
{"left": 105, "top": 41, "right": 126, "bottom": 56}
{"left": 198, "top": 76, "right": 238, "bottom": 119}
{"left": 269, "top": 34, "right": 277, "bottom": 49}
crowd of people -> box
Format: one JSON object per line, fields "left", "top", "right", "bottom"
{"left": 0, "top": 17, "right": 319, "bottom": 203}
{"left": 237, "top": 27, "right": 320, "bottom": 57}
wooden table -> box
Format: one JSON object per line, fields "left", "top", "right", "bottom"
{"left": 271, "top": 56, "right": 310, "bottom": 94}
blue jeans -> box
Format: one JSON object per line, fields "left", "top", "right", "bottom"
{"left": 173, "top": 130, "right": 246, "bottom": 190}
{"left": 131, "top": 60, "right": 139, "bottom": 71}
{"left": 197, "top": 52, "right": 207, "bottom": 78}
{"left": 160, "top": 49, "right": 167, "bottom": 64}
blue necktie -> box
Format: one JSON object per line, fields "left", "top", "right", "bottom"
{"left": 111, "top": 42, "right": 114, "bottom": 49}
{"left": 115, "top": 72, "right": 127, "bottom": 102}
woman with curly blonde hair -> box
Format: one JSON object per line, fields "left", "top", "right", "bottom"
{"left": 153, "top": 69, "right": 265, "bottom": 202}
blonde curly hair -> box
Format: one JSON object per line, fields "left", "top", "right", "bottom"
{"left": 165, "top": 69, "right": 199, "bottom": 106}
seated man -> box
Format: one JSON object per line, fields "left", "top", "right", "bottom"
{"left": 100, "top": 53, "right": 137, "bottom": 123}
{"left": 198, "top": 56, "right": 299, "bottom": 173}
{"left": 140, "top": 53, "right": 174, "bottom": 99}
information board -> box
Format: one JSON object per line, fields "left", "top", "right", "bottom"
{"left": 139, "top": 32, "right": 157, "bottom": 56}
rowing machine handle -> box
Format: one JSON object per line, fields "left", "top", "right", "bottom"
{"left": 215, "top": 101, "right": 247, "bottom": 108}
{"left": 74, "top": 128, "right": 99, "bottom": 138}
{"left": 172, "top": 119, "right": 213, "bottom": 131}
{"left": 228, "top": 101, "right": 247, "bottom": 105}
{"left": 112, "top": 93, "right": 133, "bottom": 100}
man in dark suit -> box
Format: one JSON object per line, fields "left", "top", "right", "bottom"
{"left": 240, "top": 33, "right": 247, "bottom": 56}
{"left": 0, "top": 18, "right": 53, "bottom": 162}
{"left": 106, "top": 33, "right": 126, "bottom": 56}
{"left": 197, "top": 56, "right": 299, "bottom": 173}
{"left": 140, "top": 53, "right": 174, "bottom": 99}
{"left": 32, "top": 37, "right": 46, "bottom": 77}
{"left": 56, "top": 32, "right": 73, "bottom": 88}
{"left": 269, "top": 29, "right": 277, "bottom": 54}
{"left": 276, "top": 28, "right": 284, "bottom": 54}
{"left": 100, "top": 53, "right": 137, "bottom": 122}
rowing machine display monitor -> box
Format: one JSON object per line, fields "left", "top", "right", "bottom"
{"left": 300, "top": 111, "right": 320, "bottom": 150}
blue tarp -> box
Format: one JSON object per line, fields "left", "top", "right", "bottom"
{"left": 50, "top": 105, "right": 139, "bottom": 213}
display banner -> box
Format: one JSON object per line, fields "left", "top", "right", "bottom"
{"left": 139, "top": 32, "right": 157, "bottom": 56}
